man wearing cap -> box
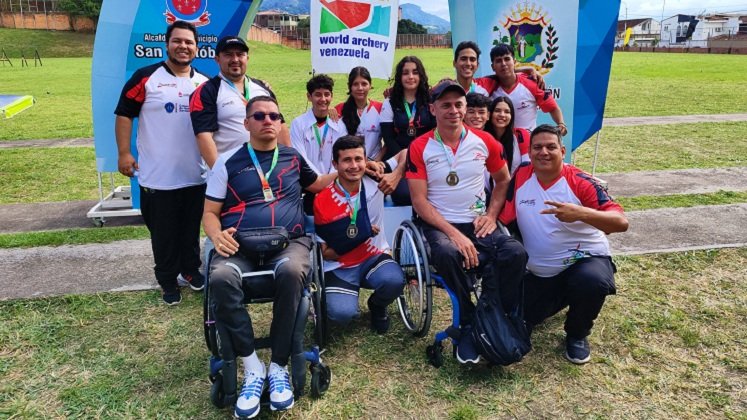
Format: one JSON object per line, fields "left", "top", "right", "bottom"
{"left": 406, "top": 80, "right": 527, "bottom": 364}
{"left": 114, "top": 20, "right": 209, "bottom": 305}
{"left": 190, "top": 35, "right": 290, "bottom": 168}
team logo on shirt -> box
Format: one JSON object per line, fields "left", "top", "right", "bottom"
{"left": 473, "top": 151, "right": 487, "bottom": 161}
{"left": 519, "top": 198, "right": 536, "bottom": 207}
{"left": 164, "top": 0, "right": 210, "bottom": 27}
{"left": 493, "top": 3, "right": 559, "bottom": 75}
{"left": 164, "top": 102, "right": 175, "bottom": 113}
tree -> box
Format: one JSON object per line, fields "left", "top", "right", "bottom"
{"left": 397, "top": 19, "right": 427, "bottom": 35}
{"left": 297, "top": 17, "right": 310, "bottom": 30}
{"left": 57, "top": 0, "right": 102, "bottom": 18}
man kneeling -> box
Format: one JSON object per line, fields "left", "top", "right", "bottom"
{"left": 499, "top": 124, "right": 629, "bottom": 364}
{"left": 314, "top": 136, "right": 405, "bottom": 334}
{"left": 203, "top": 96, "right": 334, "bottom": 418}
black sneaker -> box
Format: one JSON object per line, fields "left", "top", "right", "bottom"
{"left": 455, "top": 325, "right": 481, "bottom": 364}
{"left": 177, "top": 272, "right": 204, "bottom": 291}
{"left": 565, "top": 335, "right": 591, "bottom": 364}
{"left": 162, "top": 288, "right": 182, "bottom": 306}
{"left": 367, "top": 296, "right": 390, "bottom": 334}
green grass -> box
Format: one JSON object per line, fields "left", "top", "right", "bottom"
{"left": 605, "top": 52, "right": 747, "bottom": 118}
{"left": 1, "top": 248, "right": 745, "bottom": 417}
{"left": 3, "top": 42, "right": 747, "bottom": 141}
{"left": 0, "top": 58, "right": 92, "bottom": 141}
{"left": 574, "top": 122, "right": 747, "bottom": 173}
{"left": 0, "top": 147, "right": 129, "bottom": 204}
{"left": 0, "top": 226, "right": 149, "bottom": 248}
{"left": 617, "top": 191, "right": 747, "bottom": 212}
{"left": 0, "top": 27, "right": 94, "bottom": 58}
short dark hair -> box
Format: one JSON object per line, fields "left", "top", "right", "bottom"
{"left": 489, "top": 43, "right": 515, "bottom": 61}
{"left": 454, "top": 41, "right": 481, "bottom": 61}
{"left": 166, "top": 20, "right": 198, "bottom": 44}
{"left": 245, "top": 95, "right": 280, "bottom": 115}
{"left": 306, "top": 74, "right": 334, "bottom": 94}
{"left": 332, "top": 135, "right": 366, "bottom": 162}
{"left": 530, "top": 124, "right": 563, "bottom": 146}
{"left": 466, "top": 92, "right": 491, "bottom": 109}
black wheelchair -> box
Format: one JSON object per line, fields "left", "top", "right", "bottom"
{"left": 203, "top": 237, "right": 331, "bottom": 410}
{"left": 393, "top": 218, "right": 514, "bottom": 367}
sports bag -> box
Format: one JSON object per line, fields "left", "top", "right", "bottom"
{"left": 470, "top": 293, "right": 531, "bottom": 366}
{"left": 235, "top": 226, "right": 289, "bottom": 259}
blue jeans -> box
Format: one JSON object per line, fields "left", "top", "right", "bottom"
{"left": 325, "top": 253, "right": 405, "bottom": 325}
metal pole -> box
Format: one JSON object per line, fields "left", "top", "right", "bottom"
{"left": 591, "top": 131, "right": 602, "bottom": 177}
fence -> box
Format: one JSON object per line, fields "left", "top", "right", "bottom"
{"left": 615, "top": 45, "right": 747, "bottom": 54}
{"left": 0, "top": 0, "right": 95, "bottom": 31}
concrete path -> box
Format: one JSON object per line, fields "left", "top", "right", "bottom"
{"left": 2, "top": 204, "right": 746, "bottom": 300}
{"left": 2, "top": 113, "right": 746, "bottom": 150}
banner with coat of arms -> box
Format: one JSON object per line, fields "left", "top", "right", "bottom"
{"left": 91, "top": 0, "right": 264, "bottom": 208}
{"left": 310, "top": 0, "right": 399, "bottom": 79}
{"left": 449, "top": 0, "right": 620, "bottom": 154}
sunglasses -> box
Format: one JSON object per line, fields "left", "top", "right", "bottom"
{"left": 248, "top": 112, "right": 283, "bottom": 122}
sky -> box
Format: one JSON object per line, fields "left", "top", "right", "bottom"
{"left": 401, "top": 0, "right": 747, "bottom": 21}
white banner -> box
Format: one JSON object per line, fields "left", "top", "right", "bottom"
{"left": 310, "top": 0, "right": 399, "bottom": 79}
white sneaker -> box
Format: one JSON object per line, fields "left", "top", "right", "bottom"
{"left": 234, "top": 371, "right": 264, "bottom": 419}
{"left": 267, "top": 362, "right": 294, "bottom": 411}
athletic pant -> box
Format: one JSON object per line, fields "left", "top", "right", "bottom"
{"left": 325, "top": 253, "right": 405, "bottom": 325}
{"left": 421, "top": 222, "right": 527, "bottom": 326}
{"left": 209, "top": 236, "right": 312, "bottom": 365}
{"left": 523, "top": 256, "right": 616, "bottom": 339}
{"left": 139, "top": 184, "right": 205, "bottom": 293}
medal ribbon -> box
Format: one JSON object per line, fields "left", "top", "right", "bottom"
{"left": 246, "top": 144, "right": 279, "bottom": 192}
{"left": 219, "top": 74, "right": 250, "bottom": 104}
{"left": 335, "top": 179, "right": 361, "bottom": 226}
{"left": 434, "top": 127, "right": 467, "bottom": 175}
{"left": 403, "top": 99, "right": 416, "bottom": 127}
{"left": 312, "top": 118, "right": 330, "bottom": 148}
{"left": 469, "top": 82, "right": 476, "bottom": 93}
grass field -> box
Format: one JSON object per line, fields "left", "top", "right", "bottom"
{"left": 0, "top": 27, "right": 94, "bottom": 58}
{"left": 3, "top": 44, "right": 747, "bottom": 141}
{"left": 1, "top": 248, "right": 744, "bottom": 418}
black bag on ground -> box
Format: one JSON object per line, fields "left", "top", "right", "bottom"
{"left": 470, "top": 293, "right": 531, "bottom": 366}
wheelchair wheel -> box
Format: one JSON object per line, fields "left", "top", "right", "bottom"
{"left": 310, "top": 363, "right": 331, "bottom": 398}
{"left": 394, "top": 219, "right": 432, "bottom": 338}
{"left": 311, "top": 242, "right": 328, "bottom": 349}
{"left": 210, "top": 373, "right": 231, "bottom": 408}
{"left": 203, "top": 251, "right": 219, "bottom": 356}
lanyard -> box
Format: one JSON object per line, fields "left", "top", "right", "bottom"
{"left": 335, "top": 179, "right": 361, "bottom": 226}
{"left": 403, "top": 99, "right": 416, "bottom": 124}
{"left": 220, "top": 74, "right": 250, "bottom": 103}
{"left": 469, "top": 82, "right": 476, "bottom": 93}
{"left": 312, "top": 118, "right": 329, "bottom": 148}
{"left": 434, "top": 127, "right": 467, "bottom": 173}
{"left": 246, "top": 144, "right": 279, "bottom": 196}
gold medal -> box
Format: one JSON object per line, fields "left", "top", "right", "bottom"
{"left": 262, "top": 187, "right": 275, "bottom": 202}
{"left": 346, "top": 224, "right": 359, "bottom": 239}
{"left": 446, "top": 171, "right": 459, "bottom": 186}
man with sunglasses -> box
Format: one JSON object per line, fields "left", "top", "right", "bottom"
{"left": 190, "top": 36, "right": 290, "bottom": 169}
{"left": 499, "top": 125, "right": 628, "bottom": 365}
{"left": 203, "top": 96, "right": 336, "bottom": 418}
{"left": 114, "top": 21, "right": 209, "bottom": 305}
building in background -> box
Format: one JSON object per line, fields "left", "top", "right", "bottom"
{"left": 616, "top": 18, "right": 661, "bottom": 47}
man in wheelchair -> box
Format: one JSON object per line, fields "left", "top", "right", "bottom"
{"left": 406, "top": 80, "right": 527, "bottom": 364}
{"left": 202, "top": 96, "right": 335, "bottom": 417}
{"left": 313, "top": 136, "right": 406, "bottom": 334}
{"left": 499, "top": 125, "right": 628, "bottom": 364}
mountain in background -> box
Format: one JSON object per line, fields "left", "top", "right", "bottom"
{"left": 399, "top": 4, "right": 450, "bottom": 34}
{"left": 258, "top": 1, "right": 451, "bottom": 34}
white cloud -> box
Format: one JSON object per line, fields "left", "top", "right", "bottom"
{"left": 400, "top": 0, "right": 747, "bottom": 22}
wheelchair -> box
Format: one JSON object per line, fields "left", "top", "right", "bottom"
{"left": 202, "top": 235, "right": 331, "bottom": 410}
{"left": 393, "top": 218, "right": 513, "bottom": 367}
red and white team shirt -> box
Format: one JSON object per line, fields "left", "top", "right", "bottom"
{"left": 189, "top": 75, "right": 273, "bottom": 155}
{"left": 484, "top": 128, "right": 531, "bottom": 192}
{"left": 475, "top": 73, "right": 558, "bottom": 131}
{"left": 499, "top": 164, "right": 624, "bottom": 277}
{"left": 115, "top": 62, "right": 209, "bottom": 190}
{"left": 314, "top": 176, "right": 388, "bottom": 271}
{"left": 334, "top": 100, "right": 384, "bottom": 159}
{"left": 406, "top": 127, "right": 506, "bottom": 224}
{"left": 290, "top": 109, "right": 347, "bottom": 175}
